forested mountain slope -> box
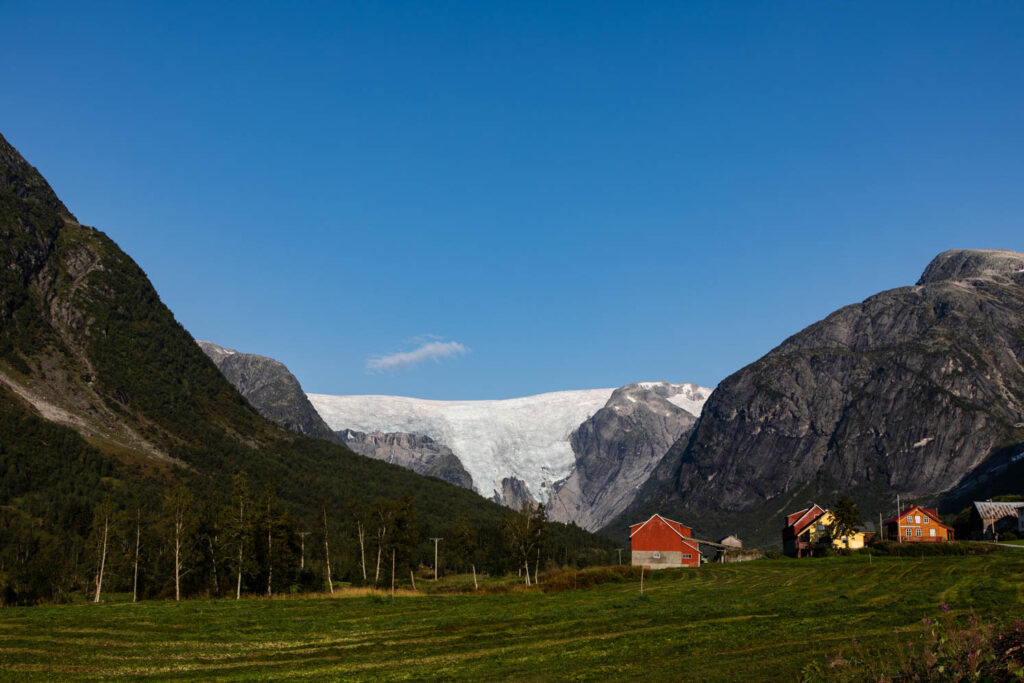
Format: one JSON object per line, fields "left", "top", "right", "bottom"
{"left": 0, "top": 133, "right": 613, "bottom": 601}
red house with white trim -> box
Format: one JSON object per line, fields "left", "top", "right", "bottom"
{"left": 885, "top": 505, "right": 953, "bottom": 542}
{"left": 629, "top": 513, "right": 700, "bottom": 569}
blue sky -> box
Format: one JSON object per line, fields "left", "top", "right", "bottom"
{"left": 3, "top": 1, "right": 1023, "bottom": 399}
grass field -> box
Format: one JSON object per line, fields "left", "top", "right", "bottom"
{"left": 1, "top": 551, "right": 1023, "bottom": 680}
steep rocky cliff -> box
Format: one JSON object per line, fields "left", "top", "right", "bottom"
{"left": 338, "top": 428, "right": 474, "bottom": 489}
{"left": 196, "top": 341, "right": 337, "bottom": 441}
{"left": 611, "top": 250, "right": 1024, "bottom": 546}
{"left": 546, "top": 382, "right": 705, "bottom": 530}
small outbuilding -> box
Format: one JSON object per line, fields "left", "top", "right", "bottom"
{"left": 719, "top": 535, "right": 743, "bottom": 549}
{"left": 629, "top": 513, "right": 700, "bottom": 569}
{"left": 970, "top": 501, "right": 1024, "bottom": 540}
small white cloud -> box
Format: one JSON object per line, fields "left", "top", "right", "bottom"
{"left": 367, "top": 340, "right": 470, "bottom": 371}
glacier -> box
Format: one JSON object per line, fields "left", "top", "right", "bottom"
{"left": 308, "top": 382, "right": 712, "bottom": 505}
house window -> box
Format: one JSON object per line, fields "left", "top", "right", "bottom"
{"left": 652, "top": 552, "right": 661, "bottom": 559}
{"left": 683, "top": 554, "right": 692, "bottom": 559}
{"left": 906, "top": 528, "right": 913, "bottom": 537}
{"left": 915, "top": 528, "right": 922, "bottom": 537}
{"left": 923, "top": 517, "right": 929, "bottom": 524}
{"left": 915, "top": 515, "right": 921, "bottom": 523}
{"left": 817, "top": 523, "right": 824, "bottom": 531}
{"left": 930, "top": 528, "right": 936, "bottom": 537}
{"left": 906, "top": 516, "right": 913, "bottom": 524}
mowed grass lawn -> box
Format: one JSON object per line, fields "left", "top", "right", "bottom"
{"left": 1, "top": 551, "right": 1023, "bottom": 681}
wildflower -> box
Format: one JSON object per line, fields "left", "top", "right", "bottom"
{"left": 940, "top": 603, "right": 950, "bottom": 612}
{"left": 922, "top": 617, "right": 933, "bottom": 626}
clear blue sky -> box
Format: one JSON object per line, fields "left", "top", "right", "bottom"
{"left": 3, "top": 1, "right": 1022, "bottom": 399}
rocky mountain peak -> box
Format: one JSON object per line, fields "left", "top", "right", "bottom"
{"left": 196, "top": 340, "right": 337, "bottom": 441}
{"left": 917, "top": 249, "right": 1024, "bottom": 285}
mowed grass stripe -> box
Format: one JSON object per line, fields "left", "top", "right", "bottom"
{"left": 1, "top": 552, "right": 1022, "bottom": 680}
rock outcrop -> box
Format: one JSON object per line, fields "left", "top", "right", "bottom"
{"left": 337, "top": 429, "right": 474, "bottom": 489}
{"left": 546, "top": 382, "right": 705, "bottom": 530}
{"left": 197, "top": 341, "right": 337, "bottom": 441}
{"left": 492, "top": 477, "right": 537, "bottom": 510}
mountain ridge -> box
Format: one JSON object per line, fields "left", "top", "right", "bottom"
{"left": 608, "top": 249, "right": 1024, "bottom": 547}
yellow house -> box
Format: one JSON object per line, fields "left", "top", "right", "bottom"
{"left": 783, "top": 504, "right": 872, "bottom": 557}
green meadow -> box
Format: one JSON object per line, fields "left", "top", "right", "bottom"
{"left": 1, "top": 550, "right": 1022, "bottom": 681}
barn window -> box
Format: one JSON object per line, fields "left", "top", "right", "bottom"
{"left": 915, "top": 528, "right": 922, "bottom": 537}
{"left": 652, "top": 552, "right": 661, "bottom": 559}
{"left": 923, "top": 517, "right": 929, "bottom": 524}
{"left": 682, "top": 554, "right": 692, "bottom": 559}
{"left": 930, "top": 528, "right": 936, "bottom": 537}
{"left": 915, "top": 515, "right": 921, "bottom": 523}
{"left": 905, "top": 528, "right": 913, "bottom": 537}
{"left": 906, "top": 516, "right": 913, "bottom": 524}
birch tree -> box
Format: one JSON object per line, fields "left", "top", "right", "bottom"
{"left": 162, "top": 483, "right": 195, "bottom": 601}
{"left": 258, "top": 484, "right": 287, "bottom": 598}
{"left": 91, "top": 497, "right": 116, "bottom": 603}
{"left": 502, "top": 502, "right": 547, "bottom": 585}
{"left": 319, "top": 501, "right": 334, "bottom": 594}
{"left": 227, "top": 473, "right": 254, "bottom": 600}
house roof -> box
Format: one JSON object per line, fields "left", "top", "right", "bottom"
{"left": 885, "top": 505, "right": 952, "bottom": 529}
{"left": 629, "top": 513, "right": 692, "bottom": 540}
{"left": 786, "top": 504, "right": 827, "bottom": 534}
{"left": 973, "top": 501, "right": 1024, "bottom": 521}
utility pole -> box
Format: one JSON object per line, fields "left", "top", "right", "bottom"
{"left": 298, "top": 532, "right": 310, "bottom": 571}
{"left": 430, "top": 537, "right": 442, "bottom": 581}
{"left": 617, "top": 548, "right": 623, "bottom": 565}
{"left": 897, "top": 494, "right": 902, "bottom": 543}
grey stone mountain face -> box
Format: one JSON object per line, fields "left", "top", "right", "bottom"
{"left": 196, "top": 341, "right": 337, "bottom": 441}
{"left": 337, "top": 429, "right": 474, "bottom": 489}
{"left": 616, "top": 249, "right": 1024, "bottom": 544}
{"left": 546, "top": 383, "right": 699, "bottom": 531}
{"left": 492, "top": 477, "right": 537, "bottom": 510}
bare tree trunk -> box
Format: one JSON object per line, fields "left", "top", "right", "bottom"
{"left": 132, "top": 516, "right": 141, "bottom": 603}
{"left": 534, "top": 548, "right": 540, "bottom": 585}
{"left": 356, "top": 521, "right": 366, "bottom": 581}
{"left": 322, "top": 507, "right": 334, "bottom": 595}
{"left": 236, "top": 540, "right": 243, "bottom": 600}
{"left": 236, "top": 498, "right": 245, "bottom": 600}
{"left": 298, "top": 532, "right": 308, "bottom": 571}
{"left": 375, "top": 538, "right": 383, "bottom": 585}
{"left": 410, "top": 569, "right": 416, "bottom": 591}
{"left": 472, "top": 564, "right": 477, "bottom": 591}
{"left": 266, "top": 524, "right": 273, "bottom": 598}
{"left": 390, "top": 548, "right": 395, "bottom": 600}
{"left": 174, "top": 518, "right": 182, "bottom": 602}
{"left": 94, "top": 512, "right": 109, "bottom": 603}
{"left": 266, "top": 502, "right": 273, "bottom": 598}
{"left": 208, "top": 536, "right": 219, "bottom": 597}
{"left": 523, "top": 559, "right": 531, "bottom": 586}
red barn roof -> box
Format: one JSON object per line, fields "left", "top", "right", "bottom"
{"left": 785, "top": 503, "right": 827, "bottom": 535}
{"left": 629, "top": 514, "right": 699, "bottom": 553}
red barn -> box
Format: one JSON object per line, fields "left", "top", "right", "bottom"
{"left": 885, "top": 505, "right": 953, "bottom": 542}
{"left": 629, "top": 513, "right": 700, "bottom": 569}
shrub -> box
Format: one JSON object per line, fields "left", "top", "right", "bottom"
{"left": 803, "top": 608, "right": 1024, "bottom": 681}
